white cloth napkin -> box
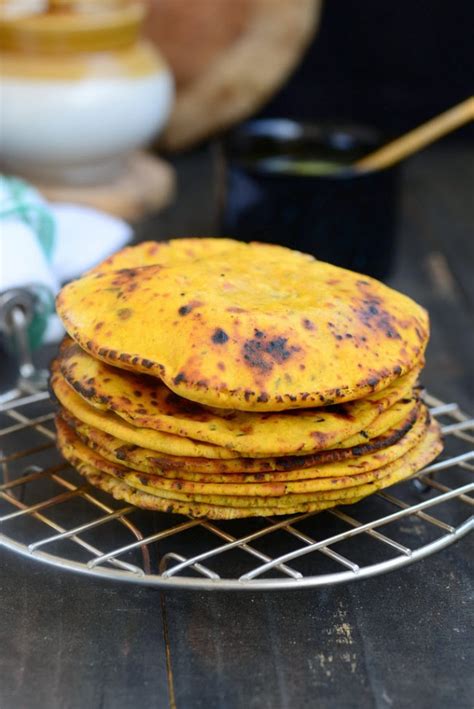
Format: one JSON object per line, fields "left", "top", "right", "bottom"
{"left": 0, "top": 176, "right": 132, "bottom": 344}
{"left": 50, "top": 203, "right": 132, "bottom": 283}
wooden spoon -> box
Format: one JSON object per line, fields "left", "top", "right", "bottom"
{"left": 353, "top": 96, "right": 474, "bottom": 173}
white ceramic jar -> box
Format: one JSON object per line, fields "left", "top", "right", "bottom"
{"left": 0, "top": 1, "right": 174, "bottom": 185}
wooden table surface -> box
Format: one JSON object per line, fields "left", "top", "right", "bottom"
{"left": 1, "top": 144, "right": 473, "bottom": 709}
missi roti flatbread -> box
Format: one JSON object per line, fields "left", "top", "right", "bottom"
{"left": 50, "top": 367, "right": 238, "bottom": 460}
{"left": 52, "top": 362, "right": 418, "bottom": 460}
{"left": 59, "top": 399, "right": 420, "bottom": 475}
{"left": 57, "top": 337, "right": 420, "bottom": 456}
{"left": 56, "top": 414, "right": 440, "bottom": 502}
{"left": 56, "top": 238, "right": 429, "bottom": 411}
{"left": 60, "top": 406, "right": 429, "bottom": 484}
{"left": 78, "top": 465, "right": 362, "bottom": 519}
{"left": 58, "top": 419, "right": 442, "bottom": 515}
{"left": 333, "top": 395, "right": 419, "bottom": 449}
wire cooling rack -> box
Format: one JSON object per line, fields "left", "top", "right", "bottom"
{"left": 0, "top": 389, "right": 472, "bottom": 591}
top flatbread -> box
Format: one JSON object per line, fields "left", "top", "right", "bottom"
{"left": 57, "top": 239, "right": 428, "bottom": 411}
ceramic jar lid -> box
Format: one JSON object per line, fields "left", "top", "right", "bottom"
{"left": 0, "top": 0, "right": 144, "bottom": 53}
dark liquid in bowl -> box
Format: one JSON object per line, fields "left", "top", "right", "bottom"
{"left": 220, "top": 121, "right": 400, "bottom": 280}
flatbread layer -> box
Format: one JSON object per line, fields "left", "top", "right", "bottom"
{"left": 56, "top": 337, "right": 420, "bottom": 455}
{"left": 51, "top": 362, "right": 419, "bottom": 459}
{"left": 58, "top": 405, "right": 429, "bottom": 482}
{"left": 56, "top": 416, "right": 441, "bottom": 503}
{"left": 56, "top": 238, "right": 428, "bottom": 411}
{"left": 58, "top": 422, "right": 442, "bottom": 518}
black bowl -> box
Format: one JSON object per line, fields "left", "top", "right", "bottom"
{"left": 219, "top": 119, "right": 401, "bottom": 280}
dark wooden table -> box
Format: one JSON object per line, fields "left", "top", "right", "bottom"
{"left": 1, "top": 144, "right": 473, "bottom": 709}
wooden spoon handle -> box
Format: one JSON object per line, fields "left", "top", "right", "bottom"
{"left": 354, "top": 96, "right": 474, "bottom": 172}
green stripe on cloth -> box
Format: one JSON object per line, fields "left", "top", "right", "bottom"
{"left": 0, "top": 175, "right": 56, "bottom": 260}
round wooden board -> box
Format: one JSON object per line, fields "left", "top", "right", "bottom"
{"left": 35, "top": 152, "right": 175, "bottom": 222}
{"left": 145, "top": 0, "right": 323, "bottom": 151}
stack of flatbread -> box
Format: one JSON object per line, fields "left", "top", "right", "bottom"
{"left": 52, "top": 238, "right": 442, "bottom": 519}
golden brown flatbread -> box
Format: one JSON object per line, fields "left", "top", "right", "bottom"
{"left": 57, "top": 418, "right": 442, "bottom": 518}
{"left": 50, "top": 367, "right": 238, "bottom": 459}
{"left": 56, "top": 239, "right": 428, "bottom": 411}
{"left": 80, "top": 465, "right": 356, "bottom": 519}
{"left": 57, "top": 336, "right": 420, "bottom": 456}
{"left": 59, "top": 395, "right": 423, "bottom": 476}
{"left": 56, "top": 410, "right": 430, "bottom": 493}
{"left": 59, "top": 403, "right": 428, "bottom": 483}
